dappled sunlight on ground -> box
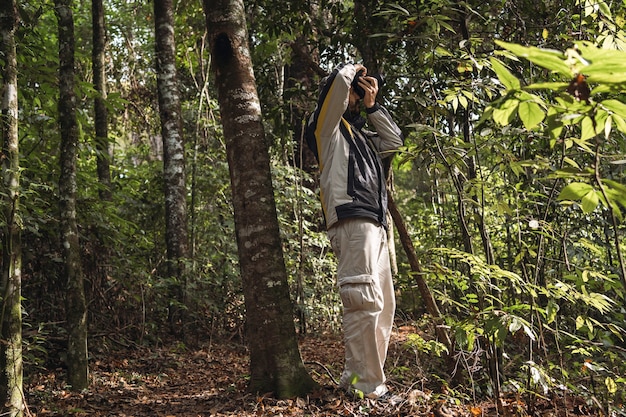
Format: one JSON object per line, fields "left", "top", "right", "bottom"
{"left": 26, "top": 331, "right": 597, "bottom": 416}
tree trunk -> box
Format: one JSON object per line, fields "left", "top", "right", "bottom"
{"left": 287, "top": 38, "right": 322, "bottom": 175}
{"left": 92, "top": 0, "right": 112, "bottom": 200}
{"left": 387, "top": 193, "right": 452, "bottom": 352}
{"left": 0, "top": 0, "right": 24, "bottom": 413}
{"left": 55, "top": 0, "right": 89, "bottom": 391}
{"left": 154, "top": 0, "right": 189, "bottom": 335}
{"left": 285, "top": 36, "right": 323, "bottom": 334}
{"left": 353, "top": 0, "right": 382, "bottom": 73}
{"left": 204, "top": 0, "right": 318, "bottom": 398}
{"left": 457, "top": 5, "right": 502, "bottom": 396}
{"left": 353, "top": 0, "right": 400, "bottom": 274}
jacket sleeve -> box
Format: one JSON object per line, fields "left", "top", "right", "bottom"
{"left": 366, "top": 103, "right": 404, "bottom": 155}
{"left": 306, "top": 64, "right": 356, "bottom": 162}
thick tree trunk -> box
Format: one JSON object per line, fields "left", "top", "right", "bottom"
{"left": 55, "top": 0, "right": 89, "bottom": 391}
{"left": 0, "top": 0, "right": 24, "bottom": 414}
{"left": 92, "top": 0, "right": 111, "bottom": 200}
{"left": 154, "top": 0, "right": 189, "bottom": 334}
{"left": 204, "top": 0, "right": 318, "bottom": 398}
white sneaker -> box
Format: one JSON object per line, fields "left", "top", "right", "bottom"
{"left": 364, "top": 384, "right": 389, "bottom": 399}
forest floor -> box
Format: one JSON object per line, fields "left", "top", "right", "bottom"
{"left": 26, "top": 326, "right": 600, "bottom": 417}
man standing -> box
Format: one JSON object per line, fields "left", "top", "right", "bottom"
{"left": 306, "top": 63, "right": 404, "bottom": 399}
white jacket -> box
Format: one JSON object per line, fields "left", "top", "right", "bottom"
{"left": 306, "top": 63, "right": 404, "bottom": 229}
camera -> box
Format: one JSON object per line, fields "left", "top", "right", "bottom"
{"left": 351, "top": 70, "right": 385, "bottom": 99}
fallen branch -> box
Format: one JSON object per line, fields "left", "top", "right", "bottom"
{"left": 304, "top": 361, "right": 339, "bottom": 385}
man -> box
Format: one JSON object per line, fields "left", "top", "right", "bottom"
{"left": 306, "top": 63, "right": 404, "bottom": 399}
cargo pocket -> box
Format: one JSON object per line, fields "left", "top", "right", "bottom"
{"left": 339, "top": 282, "right": 376, "bottom": 311}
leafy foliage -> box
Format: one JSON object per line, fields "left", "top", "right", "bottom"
{"left": 5, "top": 0, "right": 626, "bottom": 412}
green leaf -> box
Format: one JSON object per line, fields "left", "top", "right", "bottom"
{"left": 522, "top": 322, "right": 536, "bottom": 341}
{"left": 581, "top": 190, "right": 599, "bottom": 213}
{"left": 571, "top": 136, "right": 594, "bottom": 154}
{"left": 546, "top": 300, "right": 559, "bottom": 324}
{"left": 509, "top": 161, "right": 524, "bottom": 177}
{"left": 435, "top": 46, "right": 453, "bottom": 57}
{"left": 461, "top": 90, "right": 478, "bottom": 102}
{"left": 558, "top": 182, "right": 594, "bottom": 201}
{"left": 603, "top": 179, "right": 626, "bottom": 195}
{"left": 546, "top": 107, "right": 563, "bottom": 141}
{"left": 387, "top": 3, "right": 411, "bottom": 15}
{"left": 495, "top": 40, "right": 571, "bottom": 76}
{"left": 603, "top": 179, "right": 626, "bottom": 209}
{"left": 490, "top": 57, "right": 520, "bottom": 90}
{"left": 576, "top": 41, "right": 626, "bottom": 84}
{"left": 585, "top": 293, "right": 614, "bottom": 314}
{"left": 604, "top": 115, "right": 612, "bottom": 139}
{"left": 562, "top": 157, "right": 580, "bottom": 169}
{"left": 524, "top": 81, "right": 569, "bottom": 90}
{"left": 613, "top": 205, "right": 623, "bottom": 223}
{"left": 496, "top": 201, "right": 513, "bottom": 215}
{"left": 597, "top": 1, "right": 612, "bottom": 18}
{"left": 458, "top": 95, "right": 468, "bottom": 109}
{"left": 605, "top": 377, "right": 618, "bottom": 395}
{"left": 612, "top": 114, "right": 626, "bottom": 134}
{"left": 576, "top": 315, "right": 585, "bottom": 330}
{"left": 602, "top": 99, "right": 626, "bottom": 119}
{"left": 493, "top": 99, "right": 519, "bottom": 126}
{"left": 580, "top": 116, "right": 596, "bottom": 141}
{"left": 518, "top": 101, "right": 545, "bottom": 130}
{"left": 508, "top": 317, "right": 522, "bottom": 333}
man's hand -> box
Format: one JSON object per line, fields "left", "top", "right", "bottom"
{"left": 354, "top": 64, "right": 367, "bottom": 76}
{"left": 358, "top": 76, "right": 378, "bottom": 109}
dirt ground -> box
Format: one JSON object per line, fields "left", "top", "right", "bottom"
{"left": 25, "top": 329, "right": 600, "bottom": 416}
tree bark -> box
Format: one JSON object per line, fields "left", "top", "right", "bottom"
{"left": 92, "top": 0, "right": 112, "bottom": 200}
{"left": 55, "top": 0, "right": 89, "bottom": 391}
{"left": 154, "top": 0, "right": 190, "bottom": 335}
{"left": 0, "top": 0, "right": 24, "bottom": 413}
{"left": 353, "top": 0, "right": 382, "bottom": 73}
{"left": 204, "top": 0, "right": 318, "bottom": 398}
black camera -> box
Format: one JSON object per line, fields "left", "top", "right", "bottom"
{"left": 351, "top": 70, "right": 385, "bottom": 99}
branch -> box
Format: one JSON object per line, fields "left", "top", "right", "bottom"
{"left": 592, "top": 122, "right": 626, "bottom": 301}
{"left": 387, "top": 191, "right": 452, "bottom": 353}
{"left": 289, "top": 42, "right": 327, "bottom": 77}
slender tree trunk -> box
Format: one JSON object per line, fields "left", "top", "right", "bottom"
{"left": 55, "top": 0, "right": 89, "bottom": 391}
{"left": 285, "top": 37, "right": 322, "bottom": 333}
{"left": 387, "top": 193, "right": 452, "bottom": 352}
{"left": 0, "top": 0, "right": 24, "bottom": 413}
{"left": 457, "top": 3, "right": 501, "bottom": 395}
{"left": 353, "top": 0, "right": 382, "bottom": 73}
{"left": 288, "top": 38, "right": 323, "bottom": 174}
{"left": 433, "top": 133, "right": 473, "bottom": 254}
{"left": 154, "top": 0, "right": 189, "bottom": 335}
{"left": 92, "top": 0, "right": 111, "bottom": 200}
{"left": 353, "top": 0, "right": 400, "bottom": 274}
{"left": 593, "top": 128, "right": 626, "bottom": 300}
{"left": 204, "top": 0, "right": 318, "bottom": 398}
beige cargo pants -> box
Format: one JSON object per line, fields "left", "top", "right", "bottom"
{"left": 328, "top": 218, "right": 396, "bottom": 398}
